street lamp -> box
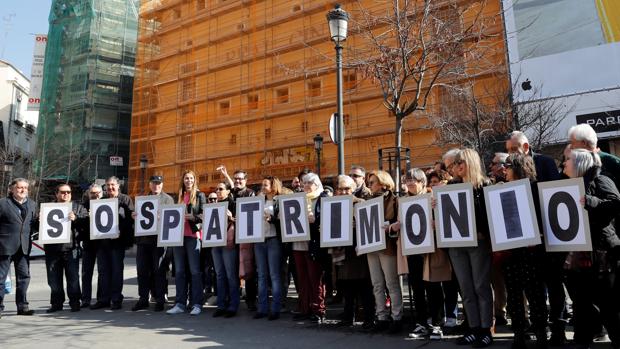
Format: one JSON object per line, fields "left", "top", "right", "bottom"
{"left": 139, "top": 154, "right": 148, "bottom": 195}
{"left": 313, "top": 134, "right": 324, "bottom": 177}
{"left": 326, "top": 4, "right": 349, "bottom": 175}
{"left": 2, "top": 160, "right": 14, "bottom": 195}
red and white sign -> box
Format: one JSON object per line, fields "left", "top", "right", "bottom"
{"left": 109, "top": 156, "right": 123, "bottom": 166}
{"left": 27, "top": 34, "right": 47, "bottom": 111}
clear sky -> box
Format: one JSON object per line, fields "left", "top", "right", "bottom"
{"left": 0, "top": 0, "right": 53, "bottom": 78}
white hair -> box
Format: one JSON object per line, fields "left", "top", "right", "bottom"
{"left": 571, "top": 148, "right": 601, "bottom": 177}
{"left": 337, "top": 175, "right": 356, "bottom": 190}
{"left": 442, "top": 148, "right": 460, "bottom": 161}
{"left": 405, "top": 168, "right": 427, "bottom": 187}
{"left": 510, "top": 131, "right": 529, "bottom": 146}
{"left": 303, "top": 173, "right": 324, "bottom": 193}
{"left": 568, "top": 123, "right": 597, "bottom": 149}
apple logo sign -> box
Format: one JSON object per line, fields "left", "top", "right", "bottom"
{"left": 521, "top": 79, "right": 532, "bottom": 91}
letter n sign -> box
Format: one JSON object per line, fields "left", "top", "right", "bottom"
{"left": 433, "top": 183, "right": 477, "bottom": 248}
{"left": 538, "top": 178, "right": 592, "bottom": 252}
{"left": 90, "top": 198, "right": 120, "bottom": 240}
{"left": 39, "top": 202, "right": 72, "bottom": 244}
{"left": 483, "top": 179, "right": 542, "bottom": 251}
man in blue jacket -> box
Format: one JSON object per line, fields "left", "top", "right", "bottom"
{"left": 0, "top": 178, "right": 38, "bottom": 318}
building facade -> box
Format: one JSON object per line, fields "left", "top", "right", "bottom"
{"left": 0, "top": 60, "right": 38, "bottom": 194}
{"left": 129, "top": 0, "right": 507, "bottom": 194}
{"left": 36, "top": 0, "right": 139, "bottom": 187}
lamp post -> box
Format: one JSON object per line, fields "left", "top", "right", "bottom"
{"left": 313, "top": 134, "right": 324, "bottom": 177}
{"left": 139, "top": 154, "right": 148, "bottom": 195}
{"left": 327, "top": 4, "right": 349, "bottom": 175}
{"left": 2, "top": 160, "right": 14, "bottom": 195}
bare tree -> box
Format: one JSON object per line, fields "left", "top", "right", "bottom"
{"left": 348, "top": 0, "right": 491, "bottom": 192}
{"left": 432, "top": 76, "right": 572, "bottom": 162}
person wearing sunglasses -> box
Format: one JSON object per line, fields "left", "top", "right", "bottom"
{"left": 43, "top": 183, "right": 88, "bottom": 314}
{"left": 349, "top": 165, "right": 372, "bottom": 200}
{"left": 211, "top": 182, "right": 240, "bottom": 318}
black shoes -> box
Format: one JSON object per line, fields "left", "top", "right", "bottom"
{"left": 46, "top": 305, "right": 63, "bottom": 313}
{"left": 90, "top": 302, "right": 110, "bottom": 310}
{"left": 224, "top": 310, "right": 236, "bottom": 318}
{"left": 268, "top": 313, "right": 280, "bottom": 321}
{"left": 154, "top": 303, "right": 165, "bottom": 312}
{"left": 17, "top": 307, "right": 35, "bottom": 316}
{"left": 70, "top": 304, "right": 81, "bottom": 312}
{"left": 80, "top": 301, "right": 91, "bottom": 308}
{"left": 212, "top": 309, "right": 226, "bottom": 318}
{"left": 131, "top": 300, "right": 149, "bottom": 312}
{"left": 371, "top": 320, "right": 390, "bottom": 333}
{"left": 387, "top": 320, "right": 402, "bottom": 334}
{"left": 253, "top": 312, "right": 267, "bottom": 319}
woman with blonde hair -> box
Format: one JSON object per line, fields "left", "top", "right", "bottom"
{"left": 366, "top": 170, "right": 404, "bottom": 333}
{"left": 448, "top": 149, "right": 494, "bottom": 347}
{"left": 167, "top": 170, "right": 206, "bottom": 316}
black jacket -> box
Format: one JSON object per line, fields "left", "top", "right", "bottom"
{"left": 583, "top": 167, "right": 620, "bottom": 251}
{"left": 100, "top": 193, "right": 135, "bottom": 249}
{"left": 532, "top": 151, "right": 560, "bottom": 183}
{"left": 0, "top": 195, "right": 38, "bottom": 256}
{"left": 183, "top": 191, "right": 207, "bottom": 234}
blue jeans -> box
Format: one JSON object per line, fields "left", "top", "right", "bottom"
{"left": 172, "top": 237, "right": 203, "bottom": 307}
{"left": 0, "top": 249, "right": 30, "bottom": 311}
{"left": 254, "top": 237, "right": 282, "bottom": 314}
{"left": 97, "top": 245, "right": 125, "bottom": 304}
{"left": 45, "top": 249, "right": 81, "bottom": 307}
{"left": 212, "top": 246, "right": 239, "bottom": 312}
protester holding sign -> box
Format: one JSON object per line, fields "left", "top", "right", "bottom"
{"left": 211, "top": 182, "right": 240, "bottom": 318}
{"left": 80, "top": 184, "right": 102, "bottom": 308}
{"left": 563, "top": 149, "right": 620, "bottom": 349}
{"left": 365, "top": 170, "right": 404, "bottom": 334}
{"left": 332, "top": 175, "right": 374, "bottom": 329}
{"left": 292, "top": 173, "right": 328, "bottom": 323}
{"left": 132, "top": 176, "right": 174, "bottom": 312}
{"left": 501, "top": 154, "right": 548, "bottom": 349}
{"left": 253, "top": 176, "right": 284, "bottom": 320}
{"left": 44, "top": 184, "right": 87, "bottom": 313}
{"left": 167, "top": 170, "right": 205, "bottom": 316}
{"left": 447, "top": 149, "right": 494, "bottom": 347}
{"left": 400, "top": 169, "right": 444, "bottom": 340}
{"left": 91, "top": 176, "right": 134, "bottom": 311}
{"left": 0, "top": 178, "right": 38, "bottom": 317}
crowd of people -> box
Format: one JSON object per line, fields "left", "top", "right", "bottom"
{"left": 0, "top": 124, "right": 618, "bottom": 349}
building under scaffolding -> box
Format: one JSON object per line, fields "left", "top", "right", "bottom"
{"left": 36, "top": 0, "right": 139, "bottom": 189}
{"left": 129, "top": 0, "right": 508, "bottom": 195}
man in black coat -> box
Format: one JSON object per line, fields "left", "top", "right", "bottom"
{"left": 506, "top": 131, "right": 560, "bottom": 182}
{"left": 79, "top": 184, "right": 103, "bottom": 308}
{"left": 44, "top": 183, "right": 87, "bottom": 313}
{"left": 90, "top": 176, "right": 134, "bottom": 310}
{"left": 0, "top": 178, "right": 38, "bottom": 317}
{"left": 131, "top": 175, "right": 174, "bottom": 312}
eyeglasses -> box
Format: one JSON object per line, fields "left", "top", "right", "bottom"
{"left": 349, "top": 173, "right": 364, "bottom": 178}
{"left": 368, "top": 180, "right": 377, "bottom": 186}
{"left": 90, "top": 191, "right": 101, "bottom": 195}
{"left": 336, "top": 187, "right": 352, "bottom": 192}
{"left": 216, "top": 187, "right": 227, "bottom": 191}
{"left": 405, "top": 178, "right": 418, "bottom": 184}
{"left": 504, "top": 162, "right": 513, "bottom": 169}
{"left": 233, "top": 177, "right": 246, "bottom": 181}
{"left": 58, "top": 190, "right": 72, "bottom": 194}
{"left": 208, "top": 197, "right": 218, "bottom": 202}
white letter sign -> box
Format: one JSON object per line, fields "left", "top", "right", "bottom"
{"left": 399, "top": 194, "right": 435, "bottom": 255}
{"left": 483, "top": 179, "right": 541, "bottom": 251}
{"left": 320, "top": 195, "right": 354, "bottom": 247}
{"left": 434, "top": 183, "right": 477, "bottom": 248}
{"left": 355, "top": 197, "right": 386, "bottom": 255}
{"left": 90, "top": 198, "right": 119, "bottom": 240}
{"left": 538, "top": 178, "right": 592, "bottom": 252}
{"left": 202, "top": 202, "right": 228, "bottom": 247}
{"left": 135, "top": 196, "right": 159, "bottom": 237}
{"left": 278, "top": 193, "right": 310, "bottom": 243}
{"left": 39, "top": 202, "right": 72, "bottom": 245}
{"left": 157, "top": 204, "right": 185, "bottom": 247}
{"left": 236, "top": 196, "right": 265, "bottom": 243}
